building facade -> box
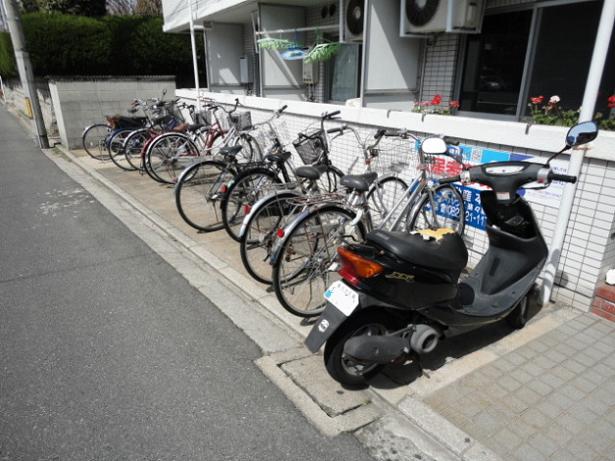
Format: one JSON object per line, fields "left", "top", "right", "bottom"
{"left": 162, "top": 0, "right": 615, "bottom": 319}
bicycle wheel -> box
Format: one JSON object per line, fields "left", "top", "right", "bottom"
{"left": 82, "top": 124, "right": 110, "bottom": 160}
{"left": 408, "top": 184, "right": 465, "bottom": 235}
{"left": 222, "top": 168, "right": 281, "bottom": 242}
{"left": 175, "top": 159, "right": 236, "bottom": 232}
{"left": 240, "top": 192, "right": 301, "bottom": 284}
{"left": 123, "top": 129, "right": 151, "bottom": 170}
{"left": 108, "top": 128, "right": 137, "bottom": 171}
{"left": 366, "top": 176, "right": 408, "bottom": 227}
{"left": 234, "top": 133, "right": 260, "bottom": 162}
{"left": 272, "top": 205, "right": 365, "bottom": 317}
{"left": 146, "top": 133, "right": 201, "bottom": 184}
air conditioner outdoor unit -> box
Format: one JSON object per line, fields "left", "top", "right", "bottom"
{"left": 303, "top": 60, "right": 319, "bottom": 85}
{"left": 400, "top": 0, "right": 485, "bottom": 36}
{"left": 341, "top": 0, "right": 365, "bottom": 43}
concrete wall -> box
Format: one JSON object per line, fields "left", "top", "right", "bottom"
{"left": 48, "top": 77, "right": 176, "bottom": 149}
{"left": 1, "top": 79, "right": 58, "bottom": 138}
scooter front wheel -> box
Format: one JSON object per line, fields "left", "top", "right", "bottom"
{"left": 324, "top": 311, "right": 398, "bottom": 388}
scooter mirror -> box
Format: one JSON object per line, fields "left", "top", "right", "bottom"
{"left": 566, "top": 121, "right": 598, "bottom": 147}
{"left": 421, "top": 137, "right": 448, "bottom": 155}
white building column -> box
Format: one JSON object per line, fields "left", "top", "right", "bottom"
{"left": 541, "top": 0, "right": 615, "bottom": 305}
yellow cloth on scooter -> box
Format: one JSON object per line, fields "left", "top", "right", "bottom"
{"left": 414, "top": 228, "right": 456, "bottom": 241}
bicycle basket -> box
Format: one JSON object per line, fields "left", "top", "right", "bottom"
{"left": 195, "top": 110, "right": 213, "bottom": 126}
{"left": 293, "top": 130, "right": 325, "bottom": 165}
{"left": 230, "top": 111, "right": 253, "bottom": 131}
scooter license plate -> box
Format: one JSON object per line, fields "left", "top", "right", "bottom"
{"left": 324, "top": 281, "right": 358, "bottom": 317}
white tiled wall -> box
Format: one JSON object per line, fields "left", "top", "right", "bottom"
{"left": 199, "top": 96, "right": 615, "bottom": 312}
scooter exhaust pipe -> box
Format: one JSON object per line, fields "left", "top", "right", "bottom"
{"left": 410, "top": 324, "right": 440, "bottom": 354}
{"left": 343, "top": 335, "right": 409, "bottom": 364}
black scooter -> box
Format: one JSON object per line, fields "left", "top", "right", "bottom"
{"left": 305, "top": 121, "right": 599, "bottom": 387}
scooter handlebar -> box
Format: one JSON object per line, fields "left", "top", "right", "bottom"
{"left": 548, "top": 172, "right": 577, "bottom": 183}
{"left": 439, "top": 175, "right": 461, "bottom": 184}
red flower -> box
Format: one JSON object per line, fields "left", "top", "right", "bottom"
{"left": 608, "top": 95, "right": 615, "bottom": 109}
{"left": 431, "top": 94, "right": 442, "bottom": 106}
{"left": 530, "top": 95, "right": 545, "bottom": 105}
{"left": 449, "top": 100, "right": 460, "bottom": 109}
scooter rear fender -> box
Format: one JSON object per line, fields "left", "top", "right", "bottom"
{"left": 305, "top": 288, "right": 400, "bottom": 353}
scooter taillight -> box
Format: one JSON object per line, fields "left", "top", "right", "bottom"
{"left": 337, "top": 247, "right": 383, "bottom": 286}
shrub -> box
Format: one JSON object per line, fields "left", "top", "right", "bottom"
{"left": 0, "top": 32, "right": 16, "bottom": 77}
{"left": 0, "top": 13, "right": 200, "bottom": 80}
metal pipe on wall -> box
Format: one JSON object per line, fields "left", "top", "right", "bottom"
{"left": 187, "top": 0, "right": 200, "bottom": 110}
{"left": 541, "top": 0, "right": 615, "bottom": 305}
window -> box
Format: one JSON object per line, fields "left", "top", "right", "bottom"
{"left": 328, "top": 44, "right": 361, "bottom": 103}
{"left": 459, "top": 10, "right": 532, "bottom": 115}
{"left": 458, "top": 0, "right": 615, "bottom": 119}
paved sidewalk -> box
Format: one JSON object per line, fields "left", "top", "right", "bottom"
{"left": 48, "top": 139, "right": 615, "bottom": 461}
{"left": 425, "top": 313, "right": 615, "bottom": 461}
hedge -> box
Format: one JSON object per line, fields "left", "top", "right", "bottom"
{"left": 0, "top": 32, "right": 15, "bottom": 77}
{"left": 0, "top": 13, "right": 202, "bottom": 79}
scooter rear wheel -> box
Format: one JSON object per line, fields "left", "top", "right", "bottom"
{"left": 506, "top": 295, "right": 529, "bottom": 329}
{"left": 324, "top": 311, "right": 398, "bottom": 388}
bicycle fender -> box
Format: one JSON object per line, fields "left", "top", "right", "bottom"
{"left": 268, "top": 207, "right": 314, "bottom": 266}
{"left": 238, "top": 190, "right": 301, "bottom": 240}
{"left": 269, "top": 202, "right": 356, "bottom": 266}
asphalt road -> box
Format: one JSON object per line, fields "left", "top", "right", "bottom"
{"left": 0, "top": 107, "right": 374, "bottom": 461}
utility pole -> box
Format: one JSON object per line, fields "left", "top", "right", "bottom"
{"left": 2, "top": 0, "right": 49, "bottom": 148}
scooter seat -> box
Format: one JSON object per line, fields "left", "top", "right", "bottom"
{"left": 340, "top": 172, "right": 378, "bottom": 192}
{"left": 265, "top": 151, "right": 292, "bottom": 164}
{"left": 367, "top": 228, "right": 468, "bottom": 273}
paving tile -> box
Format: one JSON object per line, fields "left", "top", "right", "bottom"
{"left": 558, "top": 412, "right": 586, "bottom": 434}
{"left": 559, "top": 383, "right": 587, "bottom": 402}
{"left": 527, "top": 379, "right": 553, "bottom": 397}
{"left": 544, "top": 349, "right": 567, "bottom": 364}
{"left": 570, "top": 375, "right": 598, "bottom": 394}
{"left": 519, "top": 408, "right": 550, "bottom": 429}
{"left": 499, "top": 375, "right": 522, "bottom": 393}
{"left": 528, "top": 432, "right": 560, "bottom": 458}
{"left": 487, "top": 427, "right": 522, "bottom": 454}
{"left": 481, "top": 364, "right": 504, "bottom": 380}
{"left": 544, "top": 422, "right": 574, "bottom": 446}
{"left": 565, "top": 437, "right": 599, "bottom": 460}
{"left": 582, "top": 369, "right": 607, "bottom": 386}
{"left": 549, "top": 448, "right": 580, "bottom": 461}
{"left": 513, "top": 443, "right": 546, "bottom": 461}
{"left": 544, "top": 392, "right": 575, "bottom": 412}
{"left": 471, "top": 410, "right": 504, "bottom": 438}
{"left": 536, "top": 400, "right": 563, "bottom": 420}
{"left": 521, "top": 361, "right": 544, "bottom": 377}
{"left": 504, "top": 395, "right": 530, "bottom": 415}
{"left": 507, "top": 353, "right": 527, "bottom": 366}
{"left": 509, "top": 368, "right": 533, "bottom": 385}
{"left": 515, "top": 387, "right": 542, "bottom": 406}
{"left": 550, "top": 366, "right": 576, "bottom": 382}
{"left": 561, "top": 359, "right": 586, "bottom": 374}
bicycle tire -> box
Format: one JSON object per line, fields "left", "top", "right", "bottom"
{"left": 146, "top": 133, "right": 201, "bottom": 184}
{"left": 108, "top": 128, "right": 138, "bottom": 171}
{"left": 271, "top": 205, "right": 365, "bottom": 317}
{"left": 366, "top": 176, "right": 408, "bottom": 228}
{"left": 175, "top": 159, "right": 236, "bottom": 232}
{"left": 82, "top": 123, "right": 111, "bottom": 161}
{"left": 234, "top": 133, "right": 259, "bottom": 163}
{"left": 221, "top": 167, "right": 281, "bottom": 242}
{"left": 123, "top": 128, "right": 151, "bottom": 171}
{"left": 316, "top": 165, "right": 344, "bottom": 192}
{"left": 239, "top": 191, "right": 301, "bottom": 284}
{"left": 408, "top": 184, "right": 465, "bottom": 235}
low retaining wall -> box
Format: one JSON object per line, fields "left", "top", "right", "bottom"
{"left": 48, "top": 76, "right": 176, "bottom": 149}
{"left": 178, "top": 89, "right": 615, "bottom": 315}
{"left": 1, "top": 79, "right": 58, "bottom": 137}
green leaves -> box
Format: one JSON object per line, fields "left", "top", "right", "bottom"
{"left": 304, "top": 43, "right": 341, "bottom": 63}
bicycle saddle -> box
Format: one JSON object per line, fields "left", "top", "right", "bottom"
{"left": 219, "top": 145, "right": 243, "bottom": 157}
{"left": 265, "top": 151, "right": 292, "bottom": 164}
{"left": 294, "top": 165, "right": 322, "bottom": 180}
{"left": 187, "top": 123, "right": 206, "bottom": 132}
{"left": 340, "top": 172, "right": 378, "bottom": 192}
